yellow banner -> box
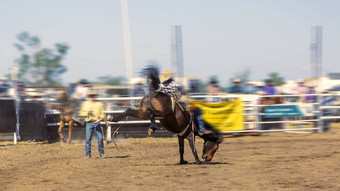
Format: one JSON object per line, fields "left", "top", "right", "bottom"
{"left": 192, "top": 99, "right": 244, "bottom": 131}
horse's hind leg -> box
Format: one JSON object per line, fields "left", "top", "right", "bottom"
{"left": 58, "top": 120, "right": 67, "bottom": 142}
{"left": 178, "top": 136, "right": 188, "bottom": 164}
{"left": 67, "top": 120, "right": 74, "bottom": 144}
{"left": 187, "top": 132, "right": 202, "bottom": 164}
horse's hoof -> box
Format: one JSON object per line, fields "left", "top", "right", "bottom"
{"left": 67, "top": 139, "right": 71, "bottom": 144}
{"left": 147, "top": 128, "right": 154, "bottom": 136}
{"left": 60, "top": 138, "right": 67, "bottom": 143}
{"left": 179, "top": 160, "right": 188, "bottom": 165}
{"left": 107, "top": 115, "right": 113, "bottom": 122}
{"left": 195, "top": 160, "right": 203, "bottom": 165}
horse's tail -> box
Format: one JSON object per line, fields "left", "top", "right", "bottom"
{"left": 146, "top": 67, "right": 161, "bottom": 92}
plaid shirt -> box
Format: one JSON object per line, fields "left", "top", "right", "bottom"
{"left": 158, "top": 80, "right": 184, "bottom": 100}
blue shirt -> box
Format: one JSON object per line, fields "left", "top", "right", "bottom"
{"left": 262, "top": 85, "right": 277, "bottom": 95}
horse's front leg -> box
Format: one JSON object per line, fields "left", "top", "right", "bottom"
{"left": 67, "top": 120, "right": 74, "bottom": 144}
{"left": 187, "top": 132, "right": 202, "bottom": 164}
{"left": 147, "top": 110, "right": 159, "bottom": 136}
{"left": 58, "top": 120, "right": 66, "bottom": 142}
{"left": 110, "top": 108, "right": 140, "bottom": 122}
{"left": 178, "top": 136, "right": 188, "bottom": 164}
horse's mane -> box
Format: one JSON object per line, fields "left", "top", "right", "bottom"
{"left": 145, "top": 67, "right": 160, "bottom": 92}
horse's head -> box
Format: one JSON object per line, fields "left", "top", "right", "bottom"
{"left": 56, "top": 90, "right": 68, "bottom": 102}
{"left": 202, "top": 134, "right": 223, "bottom": 162}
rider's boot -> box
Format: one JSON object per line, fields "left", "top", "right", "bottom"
{"left": 196, "top": 115, "right": 212, "bottom": 136}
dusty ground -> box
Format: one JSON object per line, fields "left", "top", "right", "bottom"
{"left": 1, "top": 125, "right": 340, "bottom": 191}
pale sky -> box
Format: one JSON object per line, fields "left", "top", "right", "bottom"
{"left": 0, "top": 0, "right": 339, "bottom": 86}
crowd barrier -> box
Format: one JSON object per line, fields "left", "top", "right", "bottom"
{"left": 45, "top": 93, "right": 340, "bottom": 138}
{"left": 0, "top": 99, "right": 16, "bottom": 133}
{"left": 2, "top": 93, "right": 340, "bottom": 143}
{"left": 19, "top": 101, "right": 48, "bottom": 141}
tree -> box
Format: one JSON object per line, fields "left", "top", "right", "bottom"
{"left": 14, "top": 32, "right": 69, "bottom": 86}
{"left": 267, "top": 72, "right": 285, "bottom": 86}
{"left": 97, "top": 75, "right": 125, "bottom": 85}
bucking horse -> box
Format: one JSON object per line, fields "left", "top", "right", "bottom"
{"left": 111, "top": 68, "right": 223, "bottom": 164}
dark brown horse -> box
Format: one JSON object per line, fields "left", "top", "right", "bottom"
{"left": 112, "top": 68, "right": 223, "bottom": 164}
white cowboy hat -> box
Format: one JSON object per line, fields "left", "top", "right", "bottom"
{"left": 233, "top": 78, "right": 241, "bottom": 83}
{"left": 87, "top": 90, "right": 98, "bottom": 96}
{"left": 26, "top": 91, "right": 44, "bottom": 97}
{"left": 321, "top": 89, "right": 329, "bottom": 93}
{"left": 297, "top": 79, "right": 305, "bottom": 84}
{"left": 160, "top": 70, "right": 174, "bottom": 82}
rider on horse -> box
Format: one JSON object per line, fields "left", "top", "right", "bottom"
{"left": 149, "top": 70, "right": 213, "bottom": 135}
{"left": 147, "top": 70, "right": 184, "bottom": 134}
{"left": 158, "top": 70, "right": 184, "bottom": 100}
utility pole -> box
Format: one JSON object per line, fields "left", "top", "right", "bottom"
{"left": 121, "top": 0, "right": 133, "bottom": 81}
{"left": 171, "top": 25, "right": 184, "bottom": 78}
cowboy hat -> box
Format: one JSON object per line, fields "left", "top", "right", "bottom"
{"left": 233, "top": 78, "right": 241, "bottom": 83}
{"left": 160, "top": 70, "right": 174, "bottom": 82}
{"left": 26, "top": 91, "right": 44, "bottom": 97}
{"left": 297, "top": 79, "right": 305, "bottom": 84}
{"left": 256, "top": 91, "right": 267, "bottom": 95}
{"left": 321, "top": 89, "right": 329, "bottom": 93}
{"left": 87, "top": 90, "right": 98, "bottom": 96}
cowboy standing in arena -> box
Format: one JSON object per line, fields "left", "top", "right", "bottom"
{"left": 79, "top": 90, "right": 105, "bottom": 159}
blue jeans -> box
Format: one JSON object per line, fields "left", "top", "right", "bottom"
{"left": 193, "top": 108, "right": 207, "bottom": 132}
{"left": 85, "top": 122, "right": 104, "bottom": 157}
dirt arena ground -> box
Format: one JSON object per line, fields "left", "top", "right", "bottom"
{"left": 1, "top": 125, "right": 340, "bottom": 191}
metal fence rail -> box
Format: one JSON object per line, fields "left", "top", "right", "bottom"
{"left": 45, "top": 93, "right": 340, "bottom": 137}
{"left": 3, "top": 93, "right": 340, "bottom": 143}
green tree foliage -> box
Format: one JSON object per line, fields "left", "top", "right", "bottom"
{"left": 14, "top": 32, "right": 69, "bottom": 86}
{"left": 97, "top": 75, "right": 125, "bottom": 85}
{"left": 267, "top": 72, "right": 285, "bottom": 86}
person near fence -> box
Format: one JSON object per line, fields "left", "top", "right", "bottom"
{"left": 304, "top": 84, "right": 317, "bottom": 103}
{"left": 320, "top": 89, "right": 336, "bottom": 132}
{"left": 0, "top": 77, "right": 10, "bottom": 97}
{"left": 262, "top": 79, "right": 277, "bottom": 95}
{"left": 228, "top": 78, "right": 243, "bottom": 94}
{"left": 207, "top": 79, "right": 221, "bottom": 102}
{"left": 244, "top": 81, "right": 258, "bottom": 94}
{"left": 207, "top": 79, "right": 220, "bottom": 94}
{"left": 79, "top": 90, "right": 105, "bottom": 159}
{"left": 293, "top": 79, "right": 307, "bottom": 102}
